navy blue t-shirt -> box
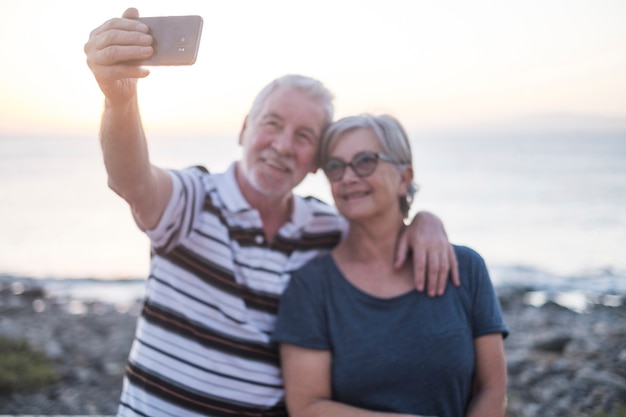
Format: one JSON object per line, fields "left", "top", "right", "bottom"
{"left": 273, "top": 245, "right": 508, "bottom": 417}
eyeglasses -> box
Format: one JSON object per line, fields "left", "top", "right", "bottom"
{"left": 322, "top": 151, "right": 398, "bottom": 182}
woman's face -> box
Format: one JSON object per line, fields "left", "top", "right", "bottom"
{"left": 325, "top": 128, "right": 411, "bottom": 222}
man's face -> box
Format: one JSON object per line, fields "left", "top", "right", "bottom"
{"left": 237, "top": 86, "right": 326, "bottom": 201}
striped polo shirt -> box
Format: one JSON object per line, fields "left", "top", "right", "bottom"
{"left": 117, "top": 163, "right": 345, "bottom": 417}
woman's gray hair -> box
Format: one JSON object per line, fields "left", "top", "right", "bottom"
{"left": 248, "top": 74, "right": 335, "bottom": 130}
{"left": 319, "top": 114, "right": 418, "bottom": 218}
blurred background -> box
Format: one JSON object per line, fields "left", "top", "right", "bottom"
{"left": 0, "top": 0, "right": 625, "bottom": 289}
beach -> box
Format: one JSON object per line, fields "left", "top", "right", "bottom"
{"left": 1, "top": 275, "right": 625, "bottom": 416}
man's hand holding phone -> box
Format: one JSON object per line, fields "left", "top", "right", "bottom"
{"left": 85, "top": 8, "right": 203, "bottom": 102}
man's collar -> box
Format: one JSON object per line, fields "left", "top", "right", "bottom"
{"left": 215, "top": 162, "right": 252, "bottom": 213}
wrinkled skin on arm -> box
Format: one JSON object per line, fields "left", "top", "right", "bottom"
{"left": 466, "top": 334, "right": 508, "bottom": 417}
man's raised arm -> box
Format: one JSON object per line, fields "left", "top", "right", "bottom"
{"left": 84, "top": 7, "right": 172, "bottom": 230}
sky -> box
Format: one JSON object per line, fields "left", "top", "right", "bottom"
{"left": 1, "top": 0, "right": 625, "bottom": 138}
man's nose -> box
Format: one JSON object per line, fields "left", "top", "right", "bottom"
{"left": 272, "top": 130, "right": 295, "bottom": 155}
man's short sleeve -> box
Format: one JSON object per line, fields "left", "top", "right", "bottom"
{"left": 146, "top": 167, "right": 206, "bottom": 252}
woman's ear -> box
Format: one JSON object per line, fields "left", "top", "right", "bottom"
{"left": 398, "top": 165, "right": 414, "bottom": 196}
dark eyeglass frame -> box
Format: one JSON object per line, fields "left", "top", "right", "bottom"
{"left": 322, "top": 151, "right": 398, "bottom": 182}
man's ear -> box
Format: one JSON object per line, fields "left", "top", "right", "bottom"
{"left": 238, "top": 116, "right": 249, "bottom": 145}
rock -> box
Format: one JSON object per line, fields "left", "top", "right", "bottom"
{"left": 533, "top": 333, "right": 573, "bottom": 353}
{"left": 44, "top": 339, "right": 64, "bottom": 359}
{"left": 576, "top": 368, "right": 626, "bottom": 391}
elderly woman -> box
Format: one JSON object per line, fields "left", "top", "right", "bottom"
{"left": 273, "top": 114, "right": 509, "bottom": 417}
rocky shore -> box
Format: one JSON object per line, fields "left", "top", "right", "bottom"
{"left": 0, "top": 276, "right": 625, "bottom": 416}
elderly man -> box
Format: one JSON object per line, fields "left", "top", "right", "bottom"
{"left": 85, "top": 8, "right": 458, "bottom": 417}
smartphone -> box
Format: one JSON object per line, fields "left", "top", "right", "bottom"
{"left": 131, "top": 15, "right": 203, "bottom": 66}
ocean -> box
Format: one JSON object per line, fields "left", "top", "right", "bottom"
{"left": 1, "top": 130, "right": 625, "bottom": 303}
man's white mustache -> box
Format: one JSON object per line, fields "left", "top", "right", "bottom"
{"left": 262, "top": 152, "right": 294, "bottom": 172}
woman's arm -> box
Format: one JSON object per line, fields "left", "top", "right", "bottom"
{"left": 465, "top": 334, "right": 508, "bottom": 417}
{"left": 280, "top": 344, "right": 426, "bottom": 417}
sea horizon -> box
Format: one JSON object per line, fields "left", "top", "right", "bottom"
{"left": 1, "top": 127, "right": 625, "bottom": 297}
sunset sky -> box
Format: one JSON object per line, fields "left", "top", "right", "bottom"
{"left": 1, "top": 0, "right": 625, "bottom": 138}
